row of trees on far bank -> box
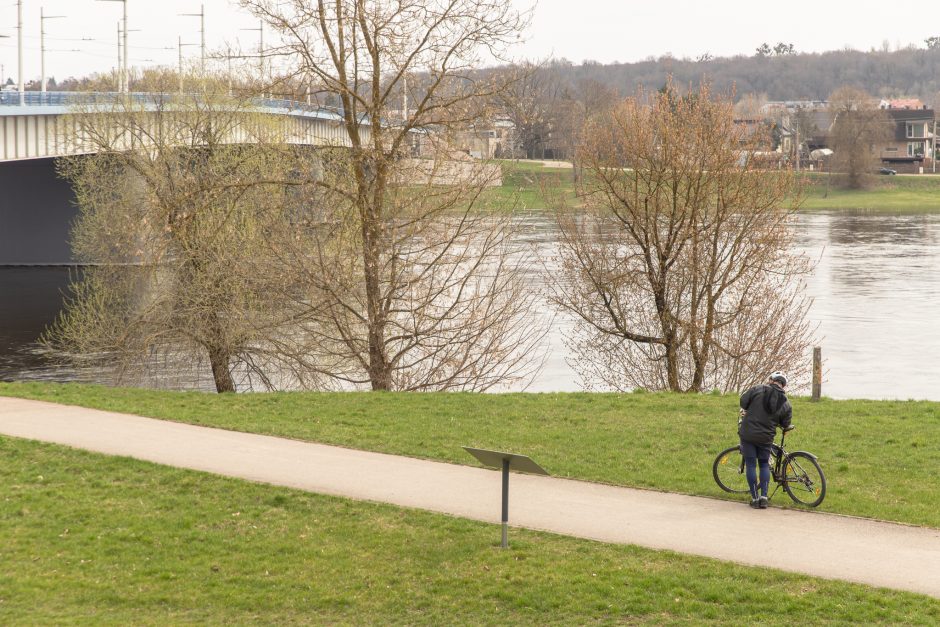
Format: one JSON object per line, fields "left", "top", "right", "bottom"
{"left": 45, "top": 1, "right": 815, "bottom": 394}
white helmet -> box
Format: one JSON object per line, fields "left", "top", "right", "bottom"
{"left": 769, "top": 371, "right": 788, "bottom": 387}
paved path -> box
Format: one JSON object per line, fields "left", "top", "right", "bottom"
{"left": 3, "top": 396, "right": 940, "bottom": 598}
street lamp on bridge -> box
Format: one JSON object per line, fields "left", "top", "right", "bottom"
{"left": 40, "top": 8, "right": 67, "bottom": 94}
{"left": 97, "top": 0, "right": 129, "bottom": 93}
{"left": 0, "top": 39, "right": 8, "bottom": 98}
{"left": 179, "top": 4, "right": 206, "bottom": 75}
{"left": 16, "top": 0, "right": 24, "bottom": 105}
{"left": 178, "top": 36, "right": 199, "bottom": 93}
{"left": 116, "top": 22, "right": 141, "bottom": 92}
{"left": 240, "top": 21, "right": 264, "bottom": 97}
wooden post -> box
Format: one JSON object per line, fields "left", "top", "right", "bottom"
{"left": 811, "top": 346, "right": 822, "bottom": 401}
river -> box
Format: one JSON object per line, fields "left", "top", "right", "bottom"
{"left": 2, "top": 210, "right": 939, "bottom": 400}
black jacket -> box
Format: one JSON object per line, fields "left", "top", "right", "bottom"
{"left": 738, "top": 384, "right": 792, "bottom": 445}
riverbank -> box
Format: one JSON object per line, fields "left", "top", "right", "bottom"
{"left": 493, "top": 160, "right": 940, "bottom": 212}
{"left": 3, "top": 382, "right": 940, "bottom": 528}
{"left": 800, "top": 172, "right": 940, "bottom": 211}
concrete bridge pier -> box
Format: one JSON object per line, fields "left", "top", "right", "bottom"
{"left": 0, "top": 157, "right": 77, "bottom": 266}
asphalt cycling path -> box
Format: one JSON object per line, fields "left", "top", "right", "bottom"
{"left": 3, "top": 396, "right": 940, "bottom": 598}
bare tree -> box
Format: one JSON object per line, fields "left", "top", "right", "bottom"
{"left": 576, "top": 78, "right": 619, "bottom": 113}
{"left": 791, "top": 107, "right": 818, "bottom": 161}
{"left": 755, "top": 42, "right": 795, "bottom": 57}
{"left": 733, "top": 92, "right": 768, "bottom": 119}
{"left": 566, "top": 78, "right": 620, "bottom": 182}
{"left": 492, "top": 62, "right": 565, "bottom": 159}
{"left": 240, "top": 0, "right": 545, "bottom": 391}
{"left": 47, "top": 77, "right": 303, "bottom": 392}
{"left": 551, "top": 84, "right": 815, "bottom": 393}
{"left": 828, "top": 86, "right": 892, "bottom": 189}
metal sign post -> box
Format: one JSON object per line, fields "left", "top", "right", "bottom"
{"left": 463, "top": 447, "right": 549, "bottom": 549}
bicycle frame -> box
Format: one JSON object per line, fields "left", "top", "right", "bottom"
{"left": 767, "top": 431, "right": 818, "bottom": 497}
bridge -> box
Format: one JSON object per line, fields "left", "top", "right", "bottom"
{"left": 0, "top": 91, "right": 363, "bottom": 162}
{"left": 0, "top": 91, "right": 368, "bottom": 265}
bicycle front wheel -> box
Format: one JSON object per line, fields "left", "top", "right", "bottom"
{"left": 713, "top": 446, "right": 749, "bottom": 493}
{"left": 782, "top": 452, "right": 827, "bottom": 507}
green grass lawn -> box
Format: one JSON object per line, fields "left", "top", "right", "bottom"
{"left": 482, "top": 160, "right": 940, "bottom": 213}
{"left": 799, "top": 172, "right": 940, "bottom": 211}
{"left": 481, "top": 160, "right": 578, "bottom": 210}
{"left": 3, "top": 436, "right": 938, "bottom": 624}
{"left": 4, "top": 383, "right": 940, "bottom": 529}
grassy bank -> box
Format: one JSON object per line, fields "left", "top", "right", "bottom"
{"left": 3, "top": 436, "right": 938, "bottom": 624}
{"left": 489, "top": 160, "right": 940, "bottom": 212}
{"left": 483, "top": 160, "right": 577, "bottom": 210}
{"left": 800, "top": 172, "right": 940, "bottom": 211}
{"left": 4, "top": 383, "right": 940, "bottom": 529}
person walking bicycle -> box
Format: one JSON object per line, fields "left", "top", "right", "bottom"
{"left": 739, "top": 372, "right": 792, "bottom": 509}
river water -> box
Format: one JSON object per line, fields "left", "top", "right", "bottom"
{"left": 2, "top": 210, "right": 939, "bottom": 400}
{"left": 792, "top": 211, "right": 940, "bottom": 400}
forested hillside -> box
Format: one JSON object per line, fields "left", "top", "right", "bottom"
{"left": 546, "top": 46, "right": 940, "bottom": 103}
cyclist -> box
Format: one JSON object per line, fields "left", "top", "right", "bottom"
{"left": 739, "top": 371, "right": 792, "bottom": 509}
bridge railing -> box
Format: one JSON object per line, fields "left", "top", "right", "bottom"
{"left": 0, "top": 91, "right": 346, "bottom": 119}
{"left": 0, "top": 91, "right": 142, "bottom": 107}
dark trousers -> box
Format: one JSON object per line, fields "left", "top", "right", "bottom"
{"left": 740, "top": 440, "right": 771, "bottom": 499}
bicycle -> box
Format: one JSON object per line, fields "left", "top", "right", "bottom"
{"left": 712, "top": 426, "right": 827, "bottom": 507}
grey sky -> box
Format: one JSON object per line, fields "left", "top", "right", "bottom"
{"left": 0, "top": 0, "right": 936, "bottom": 85}
{"left": 521, "top": 1, "right": 938, "bottom": 64}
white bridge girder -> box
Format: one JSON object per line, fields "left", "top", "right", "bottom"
{"left": 0, "top": 100, "right": 367, "bottom": 163}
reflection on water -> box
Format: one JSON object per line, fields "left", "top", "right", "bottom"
{"left": 0, "top": 267, "right": 78, "bottom": 380}
{"left": 792, "top": 211, "right": 940, "bottom": 401}
{"left": 2, "top": 210, "right": 940, "bottom": 400}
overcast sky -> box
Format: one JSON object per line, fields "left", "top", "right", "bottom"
{"left": 1, "top": 0, "right": 937, "bottom": 85}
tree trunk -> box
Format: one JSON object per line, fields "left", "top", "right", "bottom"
{"left": 368, "top": 353, "right": 392, "bottom": 390}
{"left": 209, "top": 349, "right": 235, "bottom": 393}
{"left": 360, "top": 167, "right": 391, "bottom": 391}
{"left": 367, "top": 298, "right": 392, "bottom": 391}
{"left": 690, "top": 350, "right": 707, "bottom": 393}
{"left": 664, "top": 339, "right": 681, "bottom": 392}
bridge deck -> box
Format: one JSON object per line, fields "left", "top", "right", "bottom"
{"left": 0, "top": 92, "right": 363, "bottom": 162}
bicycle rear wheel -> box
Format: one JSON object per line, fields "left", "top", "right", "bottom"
{"left": 782, "top": 452, "right": 827, "bottom": 507}
{"left": 712, "top": 446, "right": 749, "bottom": 493}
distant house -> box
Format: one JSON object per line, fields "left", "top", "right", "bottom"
{"left": 753, "top": 98, "right": 937, "bottom": 173}
{"left": 803, "top": 110, "right": 836, "bottom": 152}
{"left": 453, "top": 116, "right": 522, "bottom": 160}
{"left": 877, "top": 99, "right": 936, "bottom": 173}
{"left": 457, "top": 127, "right": 498, "bottom": 159}
{"left": 733, "top": 117, "right": 769, "bottom": 138}
{"left": 731, "top": 117, "right": 788, "bottom": 167}
{"left": 879, "top": 98, "right": 923, "bottom": 111}
{"left": 492, "top": 117, "right": 522, "bottom": 159}
{"left": 756, "top": 102, "right": 834, "bottom": 169}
